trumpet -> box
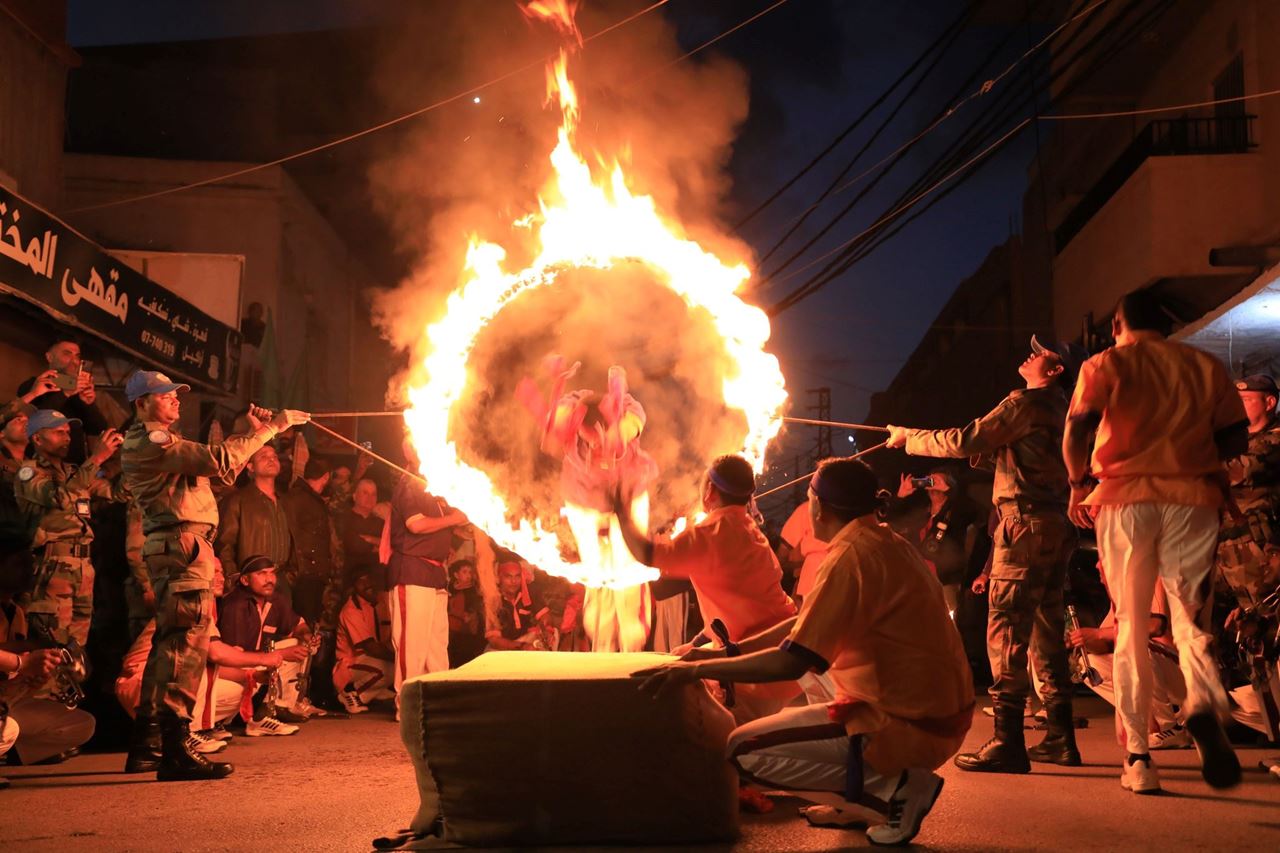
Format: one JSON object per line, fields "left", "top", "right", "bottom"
{"left": 1067, "top": 605, "right": 1103, "bottom": 687}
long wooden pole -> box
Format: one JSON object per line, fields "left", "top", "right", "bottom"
{"left": 309, "top": 419, "right": 426, "bottom": 487}
{"left": 754, "top": 440, "right": 890, "bottom": 501}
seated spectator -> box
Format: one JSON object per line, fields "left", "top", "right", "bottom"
{"left": 447, "top": 559, "right": 486, "bottom": 667}
{"left": 334, "top": 568, "right": 395, "bottom": 714}
{"left": 339, "top": 477, "right": 385, "bottom": 585}
{"left": 0, "top": 543, "right": 95, "bottom": 768}
{"left": 542, "top": 576, "right": 588, "bottom": 652}
{"left": 778, "top": 502, "right": 829, "bottom": 605}
{"left": 486, "top": 560, "right": 552, "bottom": 651}
{"left": 1067, "top": 569, "right": 1187, "bottom": 752}
{"left": 117, "top": 559, "right": 309, "bottom": 746}
{"left": 218, "top": 555, "right": 315, "bottom": 725}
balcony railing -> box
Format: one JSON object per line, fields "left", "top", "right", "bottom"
{"left": 1054, "top": 114, "right": 1257, "bottom": 253}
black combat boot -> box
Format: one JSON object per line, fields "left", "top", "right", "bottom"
{"left": 156, "top": 717, "right": 234, "bottom": 782}
{"left": 954, "top": 703, "right": 1030, "bottom": 773}
{"left": 123, "top": 715, "right": 162, "bottom": 774}
{"left": 1027, "top": 701, "right": 1082, "bottom": 766}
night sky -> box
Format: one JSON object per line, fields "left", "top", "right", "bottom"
{"left": 67, "top": 0, "right": 1042, "bottom": 482}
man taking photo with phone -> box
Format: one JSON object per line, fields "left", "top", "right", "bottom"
{"left": 16, "top": 338, "right": 110, "bottom": 464}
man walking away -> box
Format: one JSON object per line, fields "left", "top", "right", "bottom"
{"left": 1064, "top": 289, "right": 1246, "bottom": 793}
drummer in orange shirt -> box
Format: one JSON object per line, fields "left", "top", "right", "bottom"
{"left": 613, "top": 454, "right": 798, "bottom": 724}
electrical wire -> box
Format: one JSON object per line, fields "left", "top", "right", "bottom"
{"left": 67, "top": 0, "right": 688, "bottom": 214}
{"left": 1042, "top": 86, "right": 1280, "bottom": 120}
{"left": 765, "top": 0, "right": 1169, "bottom": 315}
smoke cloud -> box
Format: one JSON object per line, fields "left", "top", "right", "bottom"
{"left": 367, "top": 0, "right": 762, "bottom": 530}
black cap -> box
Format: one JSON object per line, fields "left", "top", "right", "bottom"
{"left": 1236, "top": 374, "right": 1279, "bottom": 395}
{"left": 238, "top": 554, "right": 276, "bottom": 576}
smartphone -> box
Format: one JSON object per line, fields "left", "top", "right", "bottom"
{"left": 52, "top": 372, "right": 76, "bottom": 393}
{"left": 80, "top": 359, "right": 93, "bottom": 378}
{"left": 910, "top": 476, "right": 935, "bottom": 489}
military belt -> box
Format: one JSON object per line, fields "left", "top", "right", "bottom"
{"left": 40, "top": 541, "right": 91, "bottom": 558}
{"left": 996, "top": 499, "right": 1067, "bottom": 519}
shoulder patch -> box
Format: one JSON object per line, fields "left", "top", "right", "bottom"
{"left": 17, "top": 465, "right": 35, "bottom": 482}
{"left": 149, "top": 429, "right": 174, "bottom": 446}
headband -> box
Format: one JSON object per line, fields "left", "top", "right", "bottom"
{"left": 708, "top": 466, "right": 754, "bottom": 498}
{"left": 809, "top": 469, "right": 870, "bottom": 513}
{"left": 238, "top": 554, "right": 276, "bottom": 576}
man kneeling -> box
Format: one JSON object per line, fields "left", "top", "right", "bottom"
{"left": 634, "top": 458, "right": 974, "bottom": 846}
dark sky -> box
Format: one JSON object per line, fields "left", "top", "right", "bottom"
{"left": 67, "top": 0, "right": 1042, "bottom": 479}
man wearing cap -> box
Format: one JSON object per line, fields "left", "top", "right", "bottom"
{"left": 120, "top": 369, "right": 308, "bottom": 781}
{"left": 1, "top": 379, "right": 60, "bottom": 552}
{"left": 14, "top": 410, "right": 125, "bottom": 649}
{"left": 885, "top": 336, "right": 1085, "bottom": 774}
{"left": 1216, "top": 373, "right": 1280, "bottom": 741}
{"left": 614, "top": 454, "right": 799, "bottom": 724}
{"left": 1063, "top": 289, "right": 1247, "bottom": 794}
{"left": 633, "top": 457, "right": 973, "bottom": 846}
{"left": 1218, "top": 374, "right": 1280, "bottom": 607}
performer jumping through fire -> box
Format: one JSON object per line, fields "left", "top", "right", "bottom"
{"left": 517, "top": 356, "right": 657, "bottom": 652}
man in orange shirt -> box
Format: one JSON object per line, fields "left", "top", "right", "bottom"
{"left": 633, "top": 458, "right": 973, "bottom": 846}
{"left": 1064, "top": 289, "right": 1247, "bottom": 794}
{"left": 615, "top": 454, "right": 797, "bottom": 723}
{"left": 778, "top": 502, "right": 828, "bottom": 605}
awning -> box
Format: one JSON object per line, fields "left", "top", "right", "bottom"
{"left": 1174, "top": 260, "right": 1280, "bottom": 376}
{"left": 0, "top": 184, "right": 240, "bottom": 394}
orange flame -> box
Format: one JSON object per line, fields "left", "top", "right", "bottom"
{"left": 403, "top": 2, "right": 787, "bottom": 590}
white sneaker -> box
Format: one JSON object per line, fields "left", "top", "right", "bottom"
{"left": 339, "top": 690, "right": 370, "bottom": 715}
{"left": 865, "top": 769, "right": 944, "bottom": 846}
{"left": 245, "top": 716, "right": 300, "bottom": 737}
{"left": 1148, "top": 726, "right": 1192, "bottom": 750}
{"left": 207, "top": 723, "right": 234, "bottom": 742}
{"left": 292, "top": 698, "right": 328, "bottom": 718}
{"left": 188, "top": 730, "right": 227, "bottom": 754}
{"left": 1120, "top": 755, "right": 1161, "bottom": 794}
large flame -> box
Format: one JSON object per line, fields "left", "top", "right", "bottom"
{"left": 403, "top": 3, "right": 787, "bottom": 589}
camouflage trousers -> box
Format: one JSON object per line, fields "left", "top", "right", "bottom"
{"left": 987, "top": 506, "right": 1075, "bottom": 712}
{"left": 1215, "top": 535, "right": 1280, "bottom": 607}
{"left": 24, "top": 552, "right": 94, "bottom": 647}
{"left": 138, "top": 529, "right": 217, "bottom": 721}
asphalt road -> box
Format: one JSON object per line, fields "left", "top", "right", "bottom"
{"left": 3, "top": 697, "right": 1278, "bottom": 852}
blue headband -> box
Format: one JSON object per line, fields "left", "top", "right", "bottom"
{"left": 708, "top": 466, "right": 754, "bottom": 498}
{"left": 809, "top": 469, "right": 865, "bottom": 511}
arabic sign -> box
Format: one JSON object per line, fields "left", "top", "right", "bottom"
{"left": 0, "top": 185, "right": 240, "bottom": 394}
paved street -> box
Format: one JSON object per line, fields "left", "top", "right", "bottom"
{"left": 3, "top": 698, "right": 1278, "bottom": 852}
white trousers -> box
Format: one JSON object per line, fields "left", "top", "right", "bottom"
{"left": 193, "top": 671, "right": 246, "bottom": 732}
{"left": 341, "top": 654, "right": 395, "bottom": 705}
{"left": 727, "top": 703, "right": 901, "bottom": 818}
{"left": 1096, "top": 503, "right": 1226, "bottom": 755}
{"left": 1089, "top": 649, "right": 1185, "bottom": 739}
{"left": 389, "top": 585, "right": 449, "bottom": 699}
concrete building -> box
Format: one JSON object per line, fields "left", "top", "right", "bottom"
{"left": 62, "top": 154, "right": 386, "bottom": 421}
{"left": 1035, "top": 0, "right": 1280, "bottom": 367}
{"left": 871, "top": 0, "right": 1280, "bottom": 434}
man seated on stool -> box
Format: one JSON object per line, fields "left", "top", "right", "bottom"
{"left": 218, "top": 555, "right": 314, "bottom": 727}
{"left": 634, "top": 458, "right": 974, "bottom": 847}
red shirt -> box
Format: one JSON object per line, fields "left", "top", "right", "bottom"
{"left": 652, "top": 505, "right": 796, "bottom": 642}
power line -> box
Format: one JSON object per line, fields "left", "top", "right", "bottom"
{"left": 731, "top": 1, "right": 975, "bottom": 234}
{"left": 765, "top": 0, "right": 1169, "bottom": 314}
{"left": 1041, "top": 86, "right": 1280, "bottom": 120}
{"left": 754, "top": 0, "right": 1111, "bottom": 286}
{"left": 71, "top": 0, "right": 786, "bottom": 215}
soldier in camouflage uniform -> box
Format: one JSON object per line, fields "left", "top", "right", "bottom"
{"left": 1219, "top": 375, "right": 1280, "bottom": 605}
{"left": 120, "top": 370, "right": 308, "bottom": 782}
{"left": 1218, "top": 374, "right": 1280, "bottom": 740}
{"left": 887, "top": 336, "right": 1087, "bottom": 774}
{"left": 1, "top": 375, "right": 62, "bottom": 550}
{"left": 14, "top": 411, "right": 125, "bottom": 648}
